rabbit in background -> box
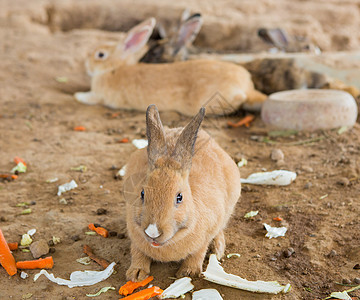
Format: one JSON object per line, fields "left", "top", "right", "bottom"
{"left": 123, "top": 105, "right": 241, "bottom": 281}
{"left": 258, "top": 27, "right": 321, "bottom": 54}
{"left": 74, "top": 18, "right": 267, "bottom": 115}
{"left": 140, "top": 10, "right": 203, "bottom": 63}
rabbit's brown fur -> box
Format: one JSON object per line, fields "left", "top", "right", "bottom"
{"left": 123, "top": 105, "right": 241, "bottom": 281}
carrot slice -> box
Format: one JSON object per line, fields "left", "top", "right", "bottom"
{"left": 0, "top": 174, "right": 18, "bottom": 180}
{"left": 118, "top": 138, "right": 129, "bottom": 143}
{"left": 14, "top": 157, "right": 26, "bottom": 166}
{"left": 74, "top": 126, "right": 86, "bottom": 131}
{"left": 7, "top": 242, "right": 18, "bottom": 251}
{"left": 83, "top": 244, "right": 110, "bottom": 269}
{"left": 88, "top": 223, "right": 109, "bottom": 238}
{"left": 227, "top": 115, "right": 255, "bottom": 128}
{"left": 16, "top": 256, "right": 54, "bottom": 269}
{"left": 273, "top": 217, "right": 283, "bottom": 221}
{"left": 0, "top": 229, "right": 17, "bottom": 276}
{"left": 119, "top": 276, "right": 154, "bottom": 296}
{"left": 120, "top": 286, "right": 163, "bottom": 300}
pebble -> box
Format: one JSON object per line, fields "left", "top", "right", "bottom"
{"left": 354, "top": 278, "right": 360, "bottom": 284}
{"left": 328, "top": 250, "right": 337, "bottom": 257}
{"left": 271, "top": 149, "right": 284, "bottom": 161}
{"left": 301, "top": 165, "right": 313, "bottom": 173}
{"left": 71, "top": 235, "right": 80, "bottom": 242}
{"left": 0, "top": 216, "right": 7, "bottom": 222}
{"left": 284, "top": 248, "right": 295, "bottom": 258}
{"left": 96, "top": 208, "right": 108, "bottom": 215}
{"left": 49, "top": 247, "right": 56, "bottom": 254}
{"left": 337, "top": 177, "right": 350, "bottom": 186}
{"left": 59, "top": 198, "right": 67, "bottom": 205}
{"left": 304, "top": 182, "right": 313, "bottom": 189}
{"left": 270, "top": 257, "right": 277, "bottom": 261}
{"left": 30, "top": 240, "right": 49, "bottom": 258}
{"left": 342, "top": 278, "right": 351, "bottom": 285}
{"left": 354, "top": 264, "right": 360, "bottom": 270}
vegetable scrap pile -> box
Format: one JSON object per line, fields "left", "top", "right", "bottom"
{"left": 0, "top": 157, "right": 27, "bottom": 182}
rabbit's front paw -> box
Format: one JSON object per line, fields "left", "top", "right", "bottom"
{"left": 74, "top": 92, "right": 99, "bottom": 105}
{"left": 126, "top": 267, "right": 150, "bottom": 282}
{"left": 176, "top": 261, "right": 202, "bottom": 278}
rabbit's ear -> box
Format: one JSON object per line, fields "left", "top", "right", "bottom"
{"left": 172, "top": 13, "right": 202, "bottom": 55}
{"left": 172, "top": 107, "right": 205, "bottom": 170}
{"left": 258, "top": 28, "right": 289, "bottom": 49}
{"left": 121, "top": 18, "right": 156, "bottom": 57}
{"left": 146, "top": 104, "right": 167, "bottom": 168}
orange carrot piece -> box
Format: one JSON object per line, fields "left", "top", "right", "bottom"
{"left": 7, "top": 242, "right": 18, "bottom": 251}
{"left": 118, "top": 138, "right": 129, "bottom": 143}
{"left": 227, "top": 115, "right": 255, "bottom": 128}
{"left": 120, "top": 286, "right": 163, "bottom": 300}
{"left": 14, "top": 156, "right": 26, "bottom": 166}
{"left": 0, "top": 229, "right": 17, "bottom": 276}
{"left": 273, "top": 217, "right": 283, "bottom": 221}
{"left": 119, "top": 276, "right": 154, "bottom": 296}
{"left": 83, "top": 244, "right": 110, "bottom": 269}
{"left": 16, "top": 256, "right": 54, "bottom": 269}
{"left": 88, "top": 223, "right": 109, "bottom": 238}
{"left": 74, "top": 126, "right": 86, "bottom": 131}
{"left": 0, "top": 174, "right": 17, "bottom": 180}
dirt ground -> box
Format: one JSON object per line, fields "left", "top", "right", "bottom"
{"left": 1, "top": 0, "right": 360, "bottom": 299}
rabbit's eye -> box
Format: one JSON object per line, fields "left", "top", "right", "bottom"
{"left": 176, "top": 193, "right": 183, "bottom": 204}
{"left": 141, "top": 189, "right": 145, "bottom": 202}
{"left": 95, "top": 51, "right": 108, "bottom": 60}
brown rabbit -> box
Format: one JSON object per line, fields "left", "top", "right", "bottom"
{"left": 140, "top": 10, "right": 203, "bottom": 63}
{"left": 123, "top": 105, "right": 241, "bottom": 281}
{"left": 74, "top": 18, "right": 267, "bottom": 115}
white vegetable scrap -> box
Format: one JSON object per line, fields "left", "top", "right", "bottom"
{"left": 57, "top": 180, "right": 78, "bottom": 196}
{"left": 241, "top": 170, "right": 296, "bottom": 186}
{"left": 237, "top": 158, "right": 248, "bottom": 168}
{"left": 329, "top": 291, "right": 352, "bottom": 300}
{"left": 20, "top": 271, "right": 29, "bottom": 279}
{"left": 117, "top": 165, "right": 127, "bottom": 177}
{"left": 226, "top": 253, "right": 241, "bottom": 259}
{"left": 46, "top": 177, "right": 58, "bottom": 183}
{"left": 27, "top": 229, "right": 36, "bottom": 236}
{"left": 76, "top": 257, "right": 92, "bottom": 265}
{"left": 192, "top": 289, "right": 223, "bottom": 300}
{"left": 34, "top": 262, "right": 116, "bottom": 288}
{"left": 161, "top": 277, "right": 194, "bottom": 299}
{"left": 86, "top": 286, "right": 115, "bottom": 297}
{"left": 202, "top": 254, "right": 290, "bottom": 294}
{"left": 11, "top": 162, "right": 27, "bottom": 173}
{"left": 132, "top": 139, "right": 148, "bottom": 149}
{"left": 21, "top": 234, "right": 33, "bottom": 246}
{"left": 263, "top": 223, "right": 287, "bottom": 239}
{"left": 244, "top": 211, "right": 259, "bottom": 219}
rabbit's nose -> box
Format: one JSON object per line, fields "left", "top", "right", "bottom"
{"left": 145, "top": 223, "right": 161, "bottom": 239}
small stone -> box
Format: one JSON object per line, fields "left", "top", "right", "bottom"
{"left": 337, "top": 177, "right": 350, "bottom": 186}
{"left": 110, "top": 165, "right": 118, "bottom": 170}
{"left": 48, "top": 240, "right": 55, "bottom": 247}
{"left": 49, "top": 247, "right": 56, "bottom": 254}
{"left": 354, "top": 278, "right": 360, "bottom": 284}
{"left": 284, "top": 248, "right": 295, "bottom": 258}
{"left": 30, "top": 240, "right": 49, "bottom": 258}
{"left": 304, "top": 182, "right": 313, "bottom": 189}
{"left": 71, "top": 235, "right": 80, "bottom": 242}
{"left": 353, "top": 264, "right": 360, "bottom": 270}
{"left": 30, "top": 201, "right": 36, "bottom": 205}
{"left": 342, "top": 278, "right": 351, "bottom": 285}
{"left": 301, "top": 165, "right": 313, "bottom": 173}
{"left": 59, "top": 198, "right": 67, "bottom": 205}
{"left": 270, "top": 257, "right": 277, "bottom": 261}
{"left": 96, "top": 208, "right": 107, "bottom": 215}
{"left": 253, "top": 254, "right": 261, "bottom": 258}
{"left": 109, "top": 231, "right": 117, "bottom": 237}
{"left": 0, "top": 216, "right": 7, "bottom": 222}
{"left": 117, "top": 233, "right": 126, "bottom": 239}
{"left": 328, "top": 250, "right": 337, "bottom": 257}
{"left": 271, "top": 149, "right": 284, "bottom": 161}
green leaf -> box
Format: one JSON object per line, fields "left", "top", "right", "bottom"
{"left": 86, "top": 287, "right": 115, "bottom": 297}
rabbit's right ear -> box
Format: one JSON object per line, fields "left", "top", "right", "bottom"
{"left": 258, "top": 28, "right": 289, "bottom": 49}
{"left": 172, "top": 107, "right": 205, "bottom": 170}
{"left": 172, "top": 13, "right": 202, "bottom": 55}
{"left": 146, "top": 104, "right": 167, "bottom": 169}
{"left": 120, "top": 18, "right": 156, "bottom": 57}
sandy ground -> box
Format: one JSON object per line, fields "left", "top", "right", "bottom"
{"left": 0, "top": 0, "right": 360, "bottom": 299}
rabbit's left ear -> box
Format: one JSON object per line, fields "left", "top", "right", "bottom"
{"left": 172, "top": 13, "right": 202, "bottom": 55}
{"left": 172, "top": 107, "right": 205, "bottom": 170}
{"left": 121, "top": 18, "right": 156, "bottom": 57}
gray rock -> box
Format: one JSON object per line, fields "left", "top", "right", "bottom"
{"left": 271, "top": 149, "right": 284, "bottom": 161}
{"left": 30, "top": 239, "right": 49, "bottom": 258}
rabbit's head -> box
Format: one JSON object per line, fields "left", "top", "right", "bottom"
{"left": 85, "top": 18, "right": 156, "bottom": 76}
{"left": 126, "top": 105, "right": 205, "bottom": 247}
